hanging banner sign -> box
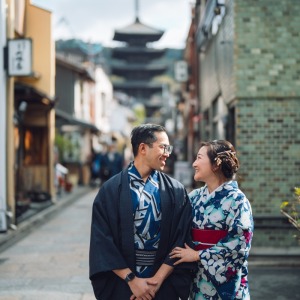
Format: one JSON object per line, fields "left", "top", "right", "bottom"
{"left": 174, "top": 60, "right": 188, "bottom": 82}
{"left": 7, "top": 38, "right": 32, "bottom": 77}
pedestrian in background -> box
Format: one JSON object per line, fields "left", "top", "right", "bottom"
{"left": 170, "top": 140, "right": 254, "bottom": 299}
{"left": 90, "top": 151, "right": 102, "bottom": 187}
{"left": 89, "top": 124, "right": 196, "bottom": 300}
{"left": 99, "top": 142, "right": 124, "bottom": 183}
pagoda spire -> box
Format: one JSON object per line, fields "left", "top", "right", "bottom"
{"left": 135, "top": 0, "right": 140, "bottom": 22}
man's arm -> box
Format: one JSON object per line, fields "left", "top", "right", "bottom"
{"left": 145, "top": 263, "right": 174, "bottom": 294}
{"left": 113, "top": 268, "right": 155, "bottom": 300}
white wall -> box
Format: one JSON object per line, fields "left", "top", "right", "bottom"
{"left": 94, "top": 67, "right": 113, "bottom": 133}
{"left": 0, "top": 0, "right": 7, "bottom": 231}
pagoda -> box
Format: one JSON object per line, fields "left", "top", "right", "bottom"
{"left": 111, "top": 0, "right": 167, "bottom": 122}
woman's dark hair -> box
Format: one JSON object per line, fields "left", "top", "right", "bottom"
{"left": 200, "top": 140, "right": 240, "bottom": 179}
{"left": 131, "top": 124, "right": 167, "bottom": 157}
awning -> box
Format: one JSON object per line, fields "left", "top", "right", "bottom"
{"left": 14, "top": 82, "right": 56, "bottom": 109}
{"left": 55, "top": 108, "right": 100, "bottom": 133}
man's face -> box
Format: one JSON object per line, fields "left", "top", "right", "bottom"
{"left": 144, "top": 132, "right": 171, "bottom": 171}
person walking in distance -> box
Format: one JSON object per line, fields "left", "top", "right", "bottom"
{"left": 89, "top": 124, "right": 196, "bottom": 300}
{"left": 100, "top": 142, "right": 124, "bottom": 183}
{"left": 170, "top": 140, "right": 254, "bottom": 300}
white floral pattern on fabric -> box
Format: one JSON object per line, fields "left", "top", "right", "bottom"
{"left": 189, "top": 181, "right": 254, "bottom": 300}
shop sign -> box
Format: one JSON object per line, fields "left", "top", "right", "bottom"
{"left": 7, "top": 38, "right": 32, "bottom": 77}
{"left": 174, "top": 60, "right": 188, "bottom": 82}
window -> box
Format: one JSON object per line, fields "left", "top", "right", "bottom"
{"left": 226, "top": 106, "right": 236, "bottom": 145}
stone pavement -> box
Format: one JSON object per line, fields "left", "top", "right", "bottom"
{"left": 248, "top": 266, "right": 300, "bottom": 299}
{"left": 0, "top": 186, "right": 98, "bottom": 300}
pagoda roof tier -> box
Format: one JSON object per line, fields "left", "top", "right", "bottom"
{"left": 111, "top": 62, "right": 167, "bottom": 76}
{"left": 113, "top": 81, "right": 162, "bottom": 90}
{"left": 112, "top": 69, "right": 166, "bottom": 78}
{"left": 112, "top": 46, "right": 165, "bottom": 59}
{"left": 113, "top": 18, "right": 164, "bottom": 43}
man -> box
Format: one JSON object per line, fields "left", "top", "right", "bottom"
{"left": 89, "top": 124, "right": 195, "bottom": 300}
{"left": 100, "top": 142, "right": 124, "bottom": 183}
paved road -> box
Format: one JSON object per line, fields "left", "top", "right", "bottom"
{"left": 0, "top": 187, "right": 299, "bottom": 300}
{"left": 249, "top": 266, "right": 300, "bottom": 299}
{"left": 0, "top": 189, "right": 98, "bottom": 300}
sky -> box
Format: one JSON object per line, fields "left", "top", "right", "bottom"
{"left": 31, "top": 0, "right": 194, "bottom": 49}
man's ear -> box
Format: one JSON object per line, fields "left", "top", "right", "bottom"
{"left": 139, "top": 143, "right": 147, "bottom": 154}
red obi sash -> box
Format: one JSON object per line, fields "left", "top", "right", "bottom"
{"left": 192, "top": 228, "right": 228, "bottom": 250}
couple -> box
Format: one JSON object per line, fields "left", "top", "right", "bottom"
{"left": 89, "top": 124, "right": 254, "bottom": 300}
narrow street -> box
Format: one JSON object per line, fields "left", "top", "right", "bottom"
{"left": 0, "top": 188, "right": 98, "bottom": 300}
{"left": 0, "top": 188, "right": 300, "bottom": 300}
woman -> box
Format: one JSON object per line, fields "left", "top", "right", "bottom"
{"left": 170, "top": 140, "right": 253, "bottom": 300}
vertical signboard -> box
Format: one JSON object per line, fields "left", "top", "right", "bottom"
{"left": 0, "top": 0, "right": 7, "bottom": 231}
{"left": 8, "top": 38, "right": 32, "bottom": 77}
{"left": 174, "top": 60, "right": 188, "bottom": 82}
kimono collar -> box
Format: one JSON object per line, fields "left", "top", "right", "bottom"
{"left": 128, "top": 162, "right": 158, "bottom": 183}
{"left": 206, "top": 180, "right": 238, "bottom": 197}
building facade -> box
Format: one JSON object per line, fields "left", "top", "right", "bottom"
{"left": 189, "top": 0, "right": 300, "bottom": 250}
{"left": 1, "top": 0, "right": 56, "bottom": 227}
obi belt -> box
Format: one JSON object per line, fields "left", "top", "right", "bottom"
{"left": 192, "top": 228, "right": 228, "bottom": 250}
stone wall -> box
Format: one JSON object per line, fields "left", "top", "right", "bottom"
{"left": 235, "top": 0, "right": 300, "bottom": 98}
{"left": 237, "top": 98, "right": 300, "bottom": 247}
{"left": 234, "top": 0, "right": 300, "bottom": 247}
{"left": 198, "top": 0, "right": 300, "bottom": 248}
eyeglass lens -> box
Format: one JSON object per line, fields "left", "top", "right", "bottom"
{"left": 163, "top": 145, "right": 173, "bottom": 154}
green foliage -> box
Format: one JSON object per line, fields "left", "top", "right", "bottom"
{"left": 54, "top": 132, "right": 74, "bottom": 161}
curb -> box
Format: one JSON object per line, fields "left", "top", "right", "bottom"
{"left": 0, "top": 186, "right": 96, "bottom": 254}
{"left": 248, "top": 246, "right": 300, "bottom": 267}
{"left": 248, "top": 256, "right": 300, "bottom": 267}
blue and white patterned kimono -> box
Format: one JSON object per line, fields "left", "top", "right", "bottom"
{"left": 189, "top": 181, "right": 254, "bottom": 300}
{"left": 128, "top": 164, "right": 162, "bottom": 278}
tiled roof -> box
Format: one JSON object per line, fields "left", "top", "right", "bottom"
{"left": 113, "top": 18, "right": 164, "bottom": 39}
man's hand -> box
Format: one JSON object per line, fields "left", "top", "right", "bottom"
{"left": 146, "top": 276, "right": 161, "bottom": 295}
{"left": 129, "top": 277, "right": 155, "bottom": 300}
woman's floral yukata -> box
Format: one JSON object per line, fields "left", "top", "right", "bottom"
{"left": 189, "top": 181, "right": 254, "bottom": 300}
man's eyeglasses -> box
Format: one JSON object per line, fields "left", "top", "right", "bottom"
{"left": 159, "top": 144, "right": 173, "bottom": 155}
{"left": 145, "top": 143, "right": 173, "bottom": 155}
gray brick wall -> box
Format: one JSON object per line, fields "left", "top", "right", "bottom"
{"left": 235, "top": 0, "right": 300, "bottom": 98}
{"left": 237, "top": 98, "right": 300, "bottom": 216}
{"left": 198, "top": 0, "right": 300, "bottom": 247}
{"left": 236, "top": 97, "right": 300, "bottom": 247}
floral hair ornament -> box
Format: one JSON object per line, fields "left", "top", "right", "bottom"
{"left": 216, "top": 150, "right": 236, "bottom": 157}
{"left": 215, "top": 157, "right": 222, "bottom": 166}
{"left": 214, "top": 150, "right": 236, "bottom": 166}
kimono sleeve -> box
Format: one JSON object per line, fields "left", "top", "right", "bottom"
{"left": 163, "top": 186, "right": 195, "bottom": 269}
{"left": 89, "top": 186, "right": 128, "bottom": 279}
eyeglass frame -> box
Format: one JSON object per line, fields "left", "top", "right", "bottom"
{"left": 144, "top": 142, "right": 173, "bottom": 155}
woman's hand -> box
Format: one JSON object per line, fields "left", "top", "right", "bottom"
{"left": 170, "top": 243, "right": 199, "bottom": 265}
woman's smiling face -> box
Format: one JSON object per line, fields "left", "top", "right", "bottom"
{"left": 192, "top": 146, "right": 214, "bottom": 182}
